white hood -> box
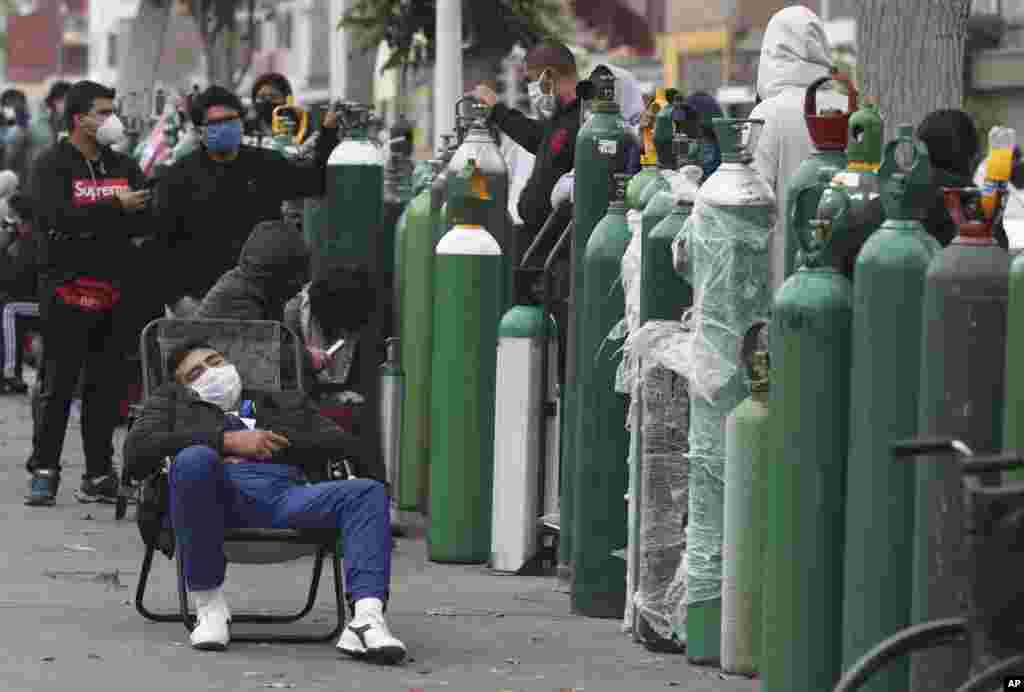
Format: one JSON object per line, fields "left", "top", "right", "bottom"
{"left": 0, "top": 170, "right": 19, "bottom": 199}
{"left": 756, "top": 6, "right": 833, "bottom": 101}
{"left": 603, "top": 64, "right": 646, "bottom": 128}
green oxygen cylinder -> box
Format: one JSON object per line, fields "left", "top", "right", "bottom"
{"left": 446, "top": 98, "right": 512, "bottom": 312}
{"left": 385, "top": 116, "right": 416, "bottom": 337}
{"left": 721, "top": 321, "right": 771, "bottom": 676}
{"left": 826, "top": 102, "right": 885, "bottom": 280}
{"left": 325, "top": 102, "right": 386, "bottom": 487}
{"left": 380, "top": 337, "right": 404, "bottom": 527}
{"left": 572, "top": 172, "right": 633, "bottom": 618}
{"left": 673, "top": 119, "right": 774, "bottom": 665}
{"left": 840, "top": 125, "right": 940, "bottom": 692}
{"left": 561, "top": 66, "right": 628, "bottom": 576}
{"left": 783, "top": 73, "right": 856, "bottom": 281}
{"left": 1005, "top": 253, "right": 1024, "bottom": 484}
{"left": 428, "top": 159, "right": 503, "bottom": 564}
{"left": 397, "top": 159, "right": 444, "bottom": 516}
{"left": 910, "top": 188, "right": 1010, "bottom": 692}
{"left": 763, "top": 165, "right": 853, "bottom": 692}
{"left": 627, "top": 141, "right": 700, "bottom": 653}
{"left": 627, "top": 87, "right": 670, "bottom": 211}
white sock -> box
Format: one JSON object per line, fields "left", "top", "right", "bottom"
{"left": 353, "top": 597, "right": 384, "bottom": 621}
{"left": 191, "top": 586, "right": 226, "bottom": 611}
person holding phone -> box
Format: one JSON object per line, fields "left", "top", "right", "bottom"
{"left": 25, "top": 80, "right": 153, "bottom": 507}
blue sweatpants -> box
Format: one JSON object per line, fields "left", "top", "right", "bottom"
{"left": 169, "top": 445, "right": 391, "bottom": 603}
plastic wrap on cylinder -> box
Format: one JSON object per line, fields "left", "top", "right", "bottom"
{"left": 633, "top": 364, "right": 690, "bottom": 641}
{"left": 616, "top": 209, "right": 644, "bottom": 397}
{"left": 676, "top": 197, "right": 772, "bottom": 608}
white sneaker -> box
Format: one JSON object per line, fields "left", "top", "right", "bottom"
{"left": 337, "top": 602, "right": 406, "bottom": 664}
{"left": 189, "top": 588, "right": 231, "bottom": 651}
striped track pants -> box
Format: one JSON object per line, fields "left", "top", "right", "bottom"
{"left": 2, "top": 301, "right": 39, "bottom": 378}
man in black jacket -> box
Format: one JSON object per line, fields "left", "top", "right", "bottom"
{"left": 124, "top": 341, "right": 405, "bottom": 660}
{"left": 25, "top": 80, "right": 152, "bottom": 507}
{"left": 156, "top": 86, "right": 339, "bottom": 317}
{"left": 473, "top": 41, "right": 581, "bottom": 261}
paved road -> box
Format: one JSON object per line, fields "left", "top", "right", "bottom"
{"left": 0, "top": 375, "right": 759, "bottom": 692}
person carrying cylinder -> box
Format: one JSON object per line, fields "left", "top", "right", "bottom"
{"left": 155, "top": 86, "right": 339, "bottom": 319}
{"left": 747, "top": 5, "right": 846, "bottom": 293}
{"left": 472, "top": 41, "right": 581, "bottom": 264}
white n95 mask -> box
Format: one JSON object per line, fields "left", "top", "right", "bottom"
{"left": 190, "top": 363, "right": 242, "bottom": 412}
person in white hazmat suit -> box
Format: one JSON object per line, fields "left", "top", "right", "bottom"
{"left": 748, "top": 5, "right": 846, "bottom": 293}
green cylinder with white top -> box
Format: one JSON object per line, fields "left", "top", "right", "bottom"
{"left": 428, "top": 159, "right": 503, "bottom": 563}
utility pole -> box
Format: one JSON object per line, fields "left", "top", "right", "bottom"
{"left": 330, "top": 0, "right": 373, "bottom": 104}
{"left": 434, "top": 0, "right": 462, "bottom": 150}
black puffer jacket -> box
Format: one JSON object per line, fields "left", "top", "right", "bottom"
{"left": 156, "top": 128, "right": 338, "bottom": 304}
{"left": 194, "top": 220, "right": 309, "bottom": 322}
{"left": 123, "top": 382, "right": 371, "bottom": 482}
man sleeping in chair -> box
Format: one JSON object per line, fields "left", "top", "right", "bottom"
{"left": 123, "top": 340, "right": 406, "bottom": 663}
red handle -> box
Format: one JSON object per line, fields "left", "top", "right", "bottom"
{"left": 804, "top": 71, "right": 858, "bottom": 118}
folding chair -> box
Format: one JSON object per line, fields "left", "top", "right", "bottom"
{"left": 128, "top": 318, "right": 348, "bottom": 643}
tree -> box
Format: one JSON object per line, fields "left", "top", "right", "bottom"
{"left": 176, "top": 0, "right": 261, "bottom": 88}
{"left": 857, "top": 0, "right": 971, "bottom": 139}
{"left": 339, "top": 0, "right": 569, "bottom": 76}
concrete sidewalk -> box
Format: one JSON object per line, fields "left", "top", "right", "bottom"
{"left": 0, "top": 384, "right": 759, "bottom": 692}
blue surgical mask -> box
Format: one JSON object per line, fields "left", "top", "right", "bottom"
{"left": 205, "top": 119, "right": 243, "bottom": 154}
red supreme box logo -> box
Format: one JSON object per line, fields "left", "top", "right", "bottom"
{"left": 72, "top": 178, "right": 130, "bottom": 206}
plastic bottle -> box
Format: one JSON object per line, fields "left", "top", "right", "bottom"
{"left": 982, "top": 126, "right": 1016, "bottom": 220}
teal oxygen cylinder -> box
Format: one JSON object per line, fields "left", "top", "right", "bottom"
{"left": 572, "top": 172, "right": 633, "bottom": 618}
{"left": 763, "top": 165, "right": 853, "bottom": 692}
{"left": 841, "top": 124, "right": 940, "bottom": 692}
{"left": 721, "top": 321, "right": 771, "bottom": 676}
{"left": 562, "top": 66, "right": 627, "bottom": 578}
{"left": 675, "top": 119, "right": 774, "bottom": 665}
{"left": 428, "top": 159, "right": 503, "bottom": 563}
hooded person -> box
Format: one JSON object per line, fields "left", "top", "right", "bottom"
{"left": 748, "top": 5, "right": 846, "bottom": 292}
{"left": 284, "top": 261, "right": 375, "bottom": 400}
{"left": 917, "top": 109, "right": 1008, "bottom": 250}
{"left": 685, "top": 91, "right": 725, "bottom": 180}
{"left": 194, "top": 219, "right": 311, "bottom": 322}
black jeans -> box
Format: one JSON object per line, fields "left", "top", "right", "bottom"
{"left": 27, "top": 290, "right": 127, "bottom": 478}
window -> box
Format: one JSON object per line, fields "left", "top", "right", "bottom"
{"left": 277, "top": 11, "right": 292, "bottom": 50}
{"left": 107, "top": 33, "right": 117, "bottom": 68}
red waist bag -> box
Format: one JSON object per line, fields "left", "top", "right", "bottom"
{"left": 55, "top": 278, "right": 121, "bottom": 312}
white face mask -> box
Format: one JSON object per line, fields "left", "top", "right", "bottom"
{"left": 190, "top": 363, "right": 242, "bottom": 412}
{"left": 528, "top": 77, "right": 557, "bottom": 120}
{"left": 2, "top": 107, "right": 15, "bottom": 121}
{"left": 95, "top": 114, "right": 126, "bottom": 146}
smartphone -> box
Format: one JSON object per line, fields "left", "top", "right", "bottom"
{"left": 326, "top": 338, "right": 346, "bottom": 358}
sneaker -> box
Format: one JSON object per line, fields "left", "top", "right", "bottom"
{"left": 25, "top": 469, "right": 59, "bottom": 506}
{"left": 337, "top": 613, "right": 407, "bottom": 664}
{"left": 190, "top": 588, "right": 231, "bottom": 651}
{"left": 74, "top": 474, "right": 119, "bottom": 504}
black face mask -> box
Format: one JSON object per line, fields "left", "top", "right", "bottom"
{"left": 255, "top": 100, "right": 281, "bottom": 126}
